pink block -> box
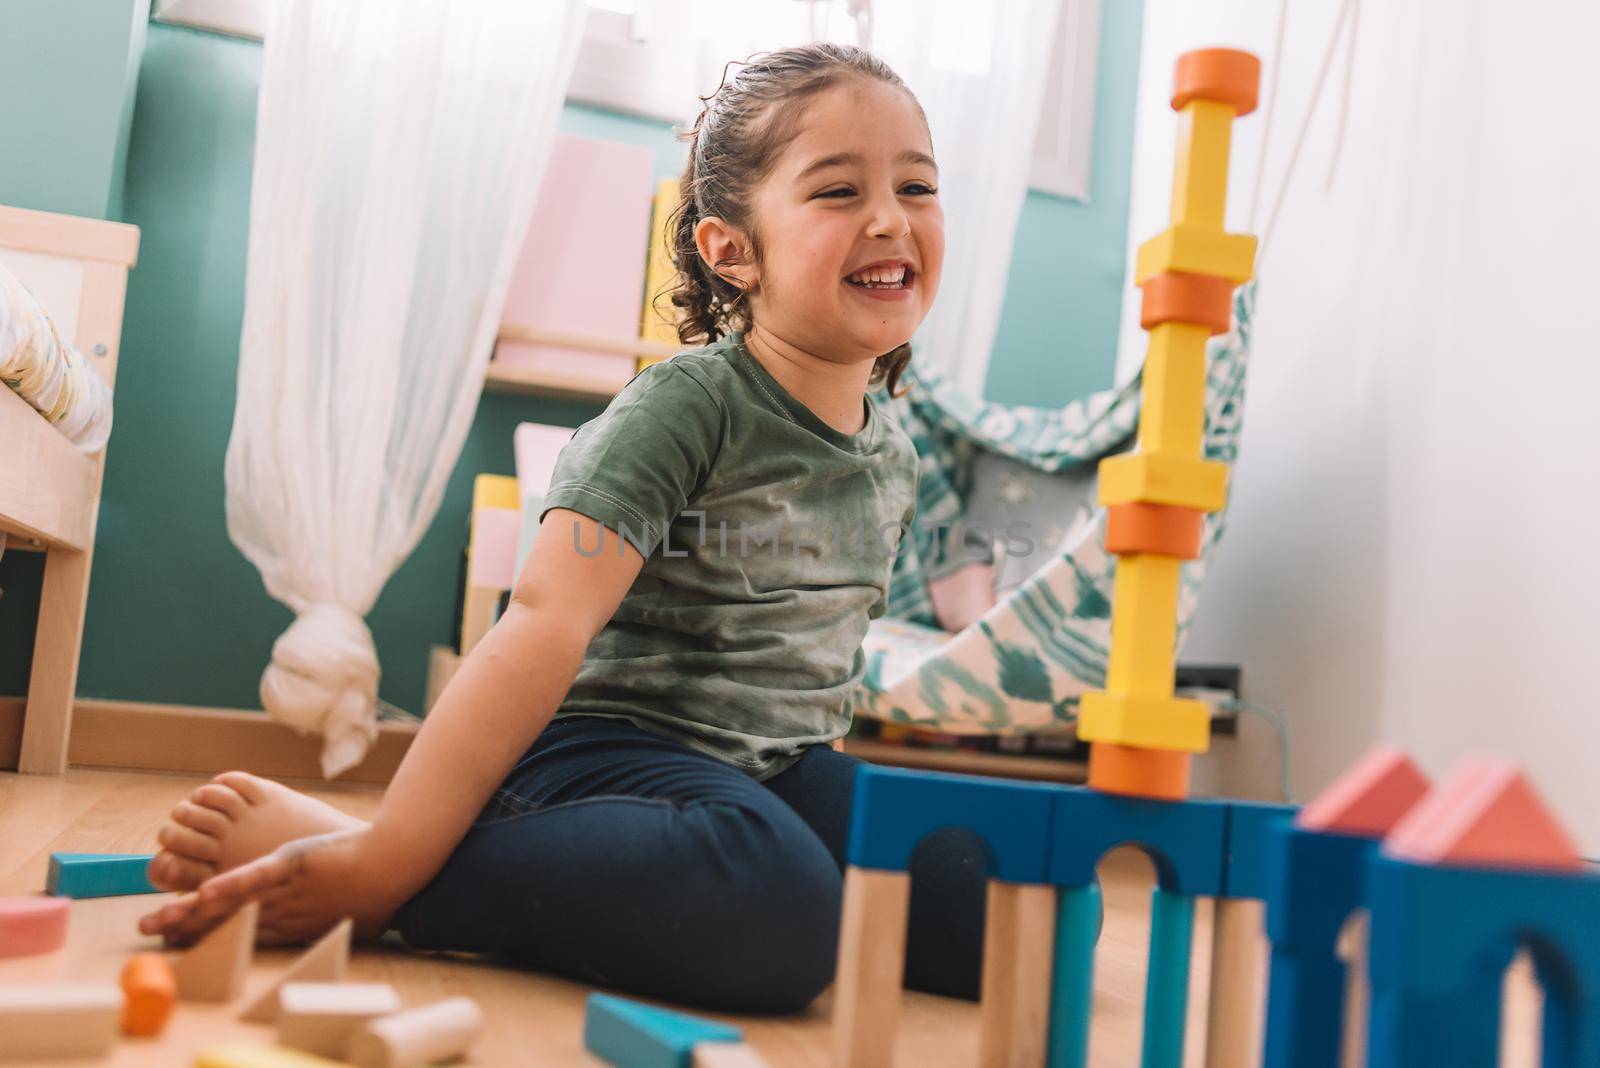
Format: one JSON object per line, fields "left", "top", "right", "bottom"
{"left": 0, "top": 896, "right": 69, "bottom": 958}
{"left": 1296, "top": 746, "right": 1431, "bottom": 836}
{"left": 494, "top": 133, "right": 656, "bottom": 390}
{"left": 469, "top": 507, "right": 522, "bottom": 590}
{"left": 1384, "top": 757, "right": 1583, "bottom": 874}
{"left": 514, "top": 422, "right": 577, "bottom": 498}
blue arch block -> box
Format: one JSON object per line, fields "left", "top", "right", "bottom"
{"left": 1366, "top": 853, "right": 1600, "bottom": 1068}
{"left": 1260, "top": 823, "right": 1376, "bottom": 1068}
{"left": 847, "top": 764, "right": 1057, "bottom": 883}
{"left": 1046, "top": 788, "right": 1228, "bottom": 895}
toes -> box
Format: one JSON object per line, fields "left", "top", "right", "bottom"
{"left": 157, "top": 823, "right": 223, "bottom": 862}
{"left": 193, "top": 783, "right": 249, "bottom": 821}
{"left": 214, "top": 771, "right": 269, "bottom": 805}
{"left": 171, "top": 800, "right": 231, "bottom": 837}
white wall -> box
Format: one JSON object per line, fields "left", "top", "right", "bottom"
{"left": 1117, "top": 1, "right": 1600, "bottom": 851}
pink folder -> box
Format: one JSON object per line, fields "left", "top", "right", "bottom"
{"left": 494, "top": 133, "right": 656, "bottom": 390}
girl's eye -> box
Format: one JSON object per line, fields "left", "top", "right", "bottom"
{"left": 817, "top": 184, "right": 938, "bottom": 198}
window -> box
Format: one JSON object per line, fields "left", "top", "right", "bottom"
{"left": 152, "top": 0, "right": 1101, "bottom": 201}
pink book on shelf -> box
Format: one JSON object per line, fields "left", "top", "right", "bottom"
{"left": 495, "top": 133, "right": 656, "bottom": 391}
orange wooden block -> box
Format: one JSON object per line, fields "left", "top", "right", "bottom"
{"left": 1105, "top": 503, "right": 1205, "bottom": 559}
{"left": 0, "top": 896, "right": 69, "bottom": 958}
{"left": 1384, "top": 757, "right": 1583, "bottom": 874}
{"left": 120, "top": 952, "right": 177, "bottom": 1037}
{"left": 1087, "top": 741, "right": 1191, "bottom": 800}
{"left": 1296, "top": 747, "right": 1431, "bottom": 837}
{"left": 1140, "top": 271, "right": 1235, "bottom": 335}
{"left": 1171, "top": 48, "right": 1261, "bottom": 116}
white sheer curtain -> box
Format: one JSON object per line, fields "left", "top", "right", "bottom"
{"left": 224, "top": 0, "right": 588, "bottom": 777}
{"left": 691, "top": 0, "right": 1062, "bottom": 395}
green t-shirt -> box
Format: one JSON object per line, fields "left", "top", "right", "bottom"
{"left": 538, "top": 330, "right": 920, "bottom": 779}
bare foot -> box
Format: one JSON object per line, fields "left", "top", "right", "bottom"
{"left": 147, "top": 771, "right": 365, "bottom": 892}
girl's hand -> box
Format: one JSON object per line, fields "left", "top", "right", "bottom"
{"left": 137, "top": 827, "right": 397, "bottom": 947}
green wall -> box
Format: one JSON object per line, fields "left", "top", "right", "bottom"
{"left": 2, "top": 8, "right": 1145, "bottom": 718}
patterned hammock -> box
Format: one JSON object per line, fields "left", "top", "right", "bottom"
{"left": 852, "top": 282, "right": 1257, "bottom": 734}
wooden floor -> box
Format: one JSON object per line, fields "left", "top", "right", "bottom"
{"left": 0, "top": 769, "right": 1542, "bottom": 1066}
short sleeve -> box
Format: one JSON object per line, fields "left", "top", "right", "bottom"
{"left": 539, "top": 361, "right": 723, "bottom": 558}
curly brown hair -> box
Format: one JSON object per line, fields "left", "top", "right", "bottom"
{"left": 654, "top": 42, "right": 927, "bottom": 400}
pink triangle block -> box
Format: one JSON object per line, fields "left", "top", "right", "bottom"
{"left": 1295, "top": 747, "right": 1431, "bottom": 836}
{"left": 1384, "top": 757, "right": 1583, "bottom": 874}
{"left": 0, "top": 896, "right": 70, "bottom": 958}
{"left": 468, "top": 507, "right": 522, "bottom": 590}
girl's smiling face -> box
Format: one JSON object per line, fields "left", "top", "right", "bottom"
{"left": 701, "top": 77, "right": 944, "bottom": 366}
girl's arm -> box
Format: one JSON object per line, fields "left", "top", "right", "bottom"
{"left": 361, "top": 508, "right": 644, "bottom": 908}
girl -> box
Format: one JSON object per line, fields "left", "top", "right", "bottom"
{"left": 140, "top": 42, "right": 989, "bottom": 1013}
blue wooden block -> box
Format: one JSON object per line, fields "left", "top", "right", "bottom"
{"left": 1219, "top": 800, "right": 1296, "bottom": 899}
{"left": 1260, "top": 824, "right": 1374, "bottom": 1068}
{"left": 1365, "top": 853, "right": 1600, "bottom": 1068}
{"left": 1047, "top": 883, "right": 1100, "bottom": 1068}
{"left": 1046, "top": 787, "right": 1228, "bottom": 895}
{"left": 1141, "top": 888, "right": 1197, "bottom": 1068}
{"left": 46, "top": 853, "right": 158, "bottom": 898}
{"left": 583, "top": 993, "right": 742, "bottom": 1068}
{"left": 846, "top": 764, "right": 1057, "bottom": 883}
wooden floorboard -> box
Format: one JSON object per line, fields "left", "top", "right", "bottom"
{"left": 0, "top": 769, "right": 1542, "bottom": 1066}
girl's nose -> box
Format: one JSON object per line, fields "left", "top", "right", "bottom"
{"left": 865, "top": 193, "right": 911, "bottom": 240}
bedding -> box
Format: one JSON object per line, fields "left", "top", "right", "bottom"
{"left": 0, "top": 258, "right": 112, "bottom": 452}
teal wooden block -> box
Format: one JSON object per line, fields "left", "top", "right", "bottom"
{"left": 46, "top": 853, "right": 158, "bottom": 898}
{"left": 1141, "top": 888, "right": 1196, "bottom": 1068}
{"left": 584, "top": 993, "right": 742, "bottom": 1068}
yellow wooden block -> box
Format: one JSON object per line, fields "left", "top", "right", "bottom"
{"left": 1077, "top": 692, "right": 1211, "bottom": 752}
{"left": 195, "top": 1044, "right": 348, "bottom": 1068}
{"left": 1098, "top": 452, "right": 1228, "bottom": 511}
{"left": 1102, "top": 553, "right": 1182, "bottom": 696}
{"left": 640, "top": 177, "right": 683, "bottom": 364}
{"left": 1171, "top": 100, "right": 1236, "bottom": 229}
{"left": 1137, "top": 322, "right": 1210, "bottom": 456}
{"left": 1135, "top": 224, "right": 1256, "bottom": 285}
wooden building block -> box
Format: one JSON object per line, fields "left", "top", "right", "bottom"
{"left": 1171, "top": 48, "right": 1261, "bottom": 115}
{"left": 1135, "top": 224, "right": 1257, "bottom": 286}
{"left": 1098, "top": 451, "right": 1229, "bottom": 512}
{"left": 1136, "top": 322, "right": 1210, "bottom": 456}
{"left": 1384, "top": 757, "right": 1583, "bottom": 873}
{"left": 1105, "top": 502, "right": 1205, "bottom": 560}
{"left": 0, "top": 895, "right": 69, "bottom": 958}
{"left": 0, "top": 984, "right": 122, "bottom": 1060}
{"left": 832, "top": 867, "right": 911, "bottom": 1068}
{"left": 1077, "top": 692, "right": 1211, "bottom": 752}
{"left": 239, "top": 918, "right": 353, "bottom": 1023}
{"left": 1086, "top": 742, "right": 1192, "bottom": 801}
{"left": 195, "top": 1044, "right": 350, "bottom": 1068}
{"left": 692, "top": 1041, "right": 772, "bottom": 1067}
{"left": 1296, "top": 747, "right": 1430, "bottom": 837}
{"left": 1170, "top": 100, "right": 1237, "bottom": 229}
{"left": 121, "top": 951, "right": 178, "bottom": 1037}
{"left": 1141, "top": 271, "right": 1235, "bottom": 336}
{"left": 1102, "top": 552, "right": 1183, "bottom": 697}
{"left": 344, "top": 995, "right": 484, "bottom": 1068}
{"left": 976, "top": 881, "right": 1057, "bottom": 1068}
{"left": 46, "top": 851, "right": 158, "bottom": 898}
{"left": 1204, "top": 897, "right": 1266, "bottom": 1068}
{"left": 277, "top": 982, "right": 402, "bottom": 1059}
{"left": 175, "top": 900, "right": 259, "bottom": 1003}
{"left": 584, "top": 992, "right": 742, "bottom": 1068}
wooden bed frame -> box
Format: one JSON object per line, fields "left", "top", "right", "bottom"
{"left": 0, "top": 204, "right": 139, "bottom": 775}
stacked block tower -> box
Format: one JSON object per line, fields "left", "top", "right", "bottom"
{"left": 1076, "top": 48, "right": 1261, "bottom": 802}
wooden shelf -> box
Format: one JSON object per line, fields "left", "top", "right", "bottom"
{"left": 841, "top": 738, "right": 1087, "bottom": 784}
{"left": 484, "top": 324, "right": 679, "bottom": 404}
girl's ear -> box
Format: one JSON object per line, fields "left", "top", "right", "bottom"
{"left": 694, "top": 215, "right": 758, "bottom": 293}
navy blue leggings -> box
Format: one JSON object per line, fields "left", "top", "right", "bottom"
{"left": 390, "top": 715, "right": 989, "bottom": 1013}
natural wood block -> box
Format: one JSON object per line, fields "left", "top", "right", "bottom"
{"left": 239, "top": 917, "right": 353, "bottom": 1023}
{"left": 977, "top": 881, "right": 1057, "bottom": 1068}
{"left": 0, "top": 983, "right": 122, "bottom": 1060}
{"left": 1204, "top": 897, "right": 1265, "bottom": 1068}
{"left": 832, "top": 866, "right": 911, "bottom": 1068}
{"left": 277, "top": 981, "right": 402, "bottom": 1059}
{"left": 692, "top": 1040, "right": 773, "bottom": 1067}
{"left": 175, "top": 900, "right": 260, "bottom": 1003}
{"left": 344, "top": 995, "right": 484, "bottom": 1068}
